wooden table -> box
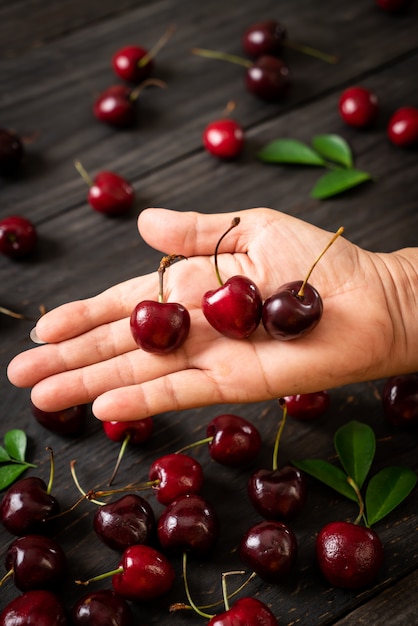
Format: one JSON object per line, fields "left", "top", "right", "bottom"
{"left": 1, "top": 1, "right": 417, "bottom": 623}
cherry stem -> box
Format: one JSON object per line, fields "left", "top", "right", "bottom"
{"left": 0, "top": 305, "right": 26, "bottom": 319}
{"left": 283, "top": 39, "right": 338, "bottom": 64}
{"left": 46, "top": 447, "right": 55, "bottom": 495}
{"left": 0, "top": 569, "right": 14, "bottom": 588}
{"left": 213, "top": 217, "right": 240, "bottom": 286}
{"left": 191, "top": 47, "right": 252, "bottom": 69}
{"left": 220, "top": 570, "right": 247, "bottom": 612}
{"left": 75, "top": 566, "right": 124, "bottom": 586}
{"left": 74, "top": 160, "right": 94, "bottom": 187}
{"left": 272, "top": 400, "right": 288, "bottom": 471}
{"left": 108, "top": 433, "right": 131, "bottom": 486}
{"left": 347, "top": 476, "right": 367, "bottom": 526}
{"left": 70, "top": 460, "right": 106, "bottom": 506}
{"left": 175, "top": 436, "right": 213, "bottom": 455}
{"left": 130, "top": 78, "right": 167, "bottom": 102}
{"left": 157, "top": 254, "right": 187, "bottom": 303}
{"left": 297, "top": 226, "right": 344, "bottom": 298}
{"left": 182, "top": 552, "right": 213, "bottom": 619}
{"left": 138, "top": 24, "right": 176, "bottom": 68}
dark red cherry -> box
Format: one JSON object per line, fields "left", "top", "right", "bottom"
{"left": 149, "top": 453, "right": 204, "bottom": 505}
{"left": 242, "top": 19, "right": 287, "bottom": 58}
{"left": 203, "top": 118, "right": 245, "bottom": 159}
{"left": 375, "top": 0, "right": 412, "bottom": 12}
{"left": 206, "top": 414, "right": 261, "bottom": 467}
{"left": 0, "top": 216, "right": 37, "bottom": 258}
{"left": 245, "top": 55, "right": 290, "bottom": 101}
{"left": 102, "top": 417, "right": 153, "bottom": 444}
{"left": 239, "top": 520, "right": 297, "bottom": 583}
{"left": 157, "top": 494, "right": 219, "bottom": 557}
{"left": 382, "top": 373, "right": 418, "bottom": 428}
{"left": 283, "top": 391, "right": 330, "bottom": 420}
{"left": 112, "top": 45, "right": 154, "bottom": 83}
{"left": 30, "top": 401, "right": 87, "bottom": 436}
{"left": 248, "top": 465, "right": 307, "bottom": 520}
{"left": 0, "top": 476, "right": 60, "bottom": 536}
{"left": 262, "top": 280, "right": 323, "bottom": 340}
{"left": 316, "top": 521, "right": 384, "bottom": 589}
{"left": 0, "top": 129, "right": 24, "bottom": 175}
{"left": 93, "top": 85, "right": 137, "bottom": 127}
{"left": 0, "top": 589, "right": 68, "bottom": 626}
{"left": 75, "top": 161, "right": 135, "bottom": 216}
{"left": 338, "top": 86, "right": 379, "bottom": 128}
{"left": 387, "top": 107, "right": 418, "bottom": 147}
{"left": 93, "top": 494, "right": 156, "bottom": 551}
{"left": 4, "top": 534, "right": 67, "bottom": 592}
{"left": 72, "top": 589, "right": 134, "bottom": 626}
{"left": 208, "top": 597, "right": 279, "bottom": 626}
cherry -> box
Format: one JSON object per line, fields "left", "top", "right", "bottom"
{"left": 248, "top": 466, "right": 307, "bottom": 521}
{"left": 0, "top": 589, "right": 68, "bottom": 626}
{"left": 338, "top": 86, "right": 379, "bottom": 128}
{"left": 2, "top": 534, "right": 67, "bottom": 592}
{"left": 72, "top": 589, "right": 134, "bottom": 626}
{"left": 0, "top": 129, "right": 24, "bottom": 175}
{"left": 375, "top": 0, "right": 412, "bottom": 12}
{"left": 262, "top": 226, "right": 344, "bottom": 341}
{"left": 203, "top": 118, "right": 244, "bottom": 159}
{"left": 202, "top": 218, "right": 262, "bottom": 339}
{"left": 130, "top": 254, "right": 191, "bottom": 354}
{"left": 382, "top": 373, "right": 418, "bottom": 428}
{"left": 93, "top": 79, "right": 165, "bottom": 127}
{"left": 316, "top": 521, "right": 384, "bottom": 589}
{"left": 239, "top": 520, "right": 297, "bottom": 583}
{"left": 30, "top": 401, "right": 87, "bottom": 436}
{"left": 74, "top": 161, "right": 135, "bottom": 216}
{"left": 102, "top": 417, "right": 153, "bottom": 485}
{"left": 208, "top": 597, "right": 278, "bottom": 626}
{"left": 282, "top": 390, "right": 330, "bottom": 420}
{"left": 93, "top": 493, "right": 156, "bottom": 551}
{"left": 157, "top": 493, "right": 219, "bottom": 557}
{"left": 76, "top": 544, "right": 175, "bottom": 602}
{"left": 206, "top": 414, "right": 261, "bottom": 466}
{"left": 0, "top": 216, "right": 37, "bottom": 258}
{"left": 387, "top": 106, "right": 418, "bottom": 147}
{"left": 149, "top": 453, "right": 204, "bottom": 505}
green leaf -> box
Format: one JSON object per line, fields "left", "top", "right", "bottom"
{"left": 4, "top": 429, "right": 27, "bottom": 462}
{"left": 334, "top": 421, "right": 375, "bottom": 489}
{"left": 0, "top": 463, "right": 30, "bottom": 491}
{"left": 257, "top": 139, "right": 326, "bottom": 166}
{"left": 0, "top": 446, "right": 11, "bottom": 463}
{"left": 292, "top": 459, "right": 358, "bottom": 502}
{"left": 311, "top": 134, "right": 353, "bottom": 168}
{"left": 365, "top": 466, "right": 417, "bottom": 526}
{"left": 310, "top": 168, "right": 372, "bottom": 199}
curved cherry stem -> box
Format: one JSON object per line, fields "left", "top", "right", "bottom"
{"left": 158, "top": 254, "right": 187, "bottom": 303}
{"left": 74, "top": 160, "right": 94, "bottom": 187}
{"left": 138, "top": 24, "right": 176, "bottom": 68}
{"left": 283, "top": 39, "right": 338, "bottom": 64}
{"left": 130, "top": 77, "right": 167, "bottom": 102}
{"left": 0, "top": 569, "right": 14, "bottom": 588}
{"left": 108, "top": 433, "right": 131, "bottom": 486}
{"left": 75, "top": 566, "right": 123, "bottom": 586}
{"left": 46, "top": 447, "right": 55, "bottom": 495}
{"left": 175, "top": 436, "right": 213, "bottom": 455}
{"left": 191, "top": 47, "right": 252, "bottom": 69}
{"left": 297, "top": 226, "right": 344, "bottom": 298}
{"left": 272, "top": 400, "right": 288, "bottom": 471}
{"left": 213, "top": 217, "right": 240, "bottom": 286}
{"left": 347, "top": 476, "right": 367, "bottom": 526}
{"left": 70, "top": 460, "right": 107, "bottom": 506}
{"left": 182, "top": 552, "right": 213, "bottom": 619}
{"left": 0, "top": 305, "right": 26, "bottom": 320}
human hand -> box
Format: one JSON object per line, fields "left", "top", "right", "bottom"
{"left": 7, "top": 207, "right": 408, "bottom": 421}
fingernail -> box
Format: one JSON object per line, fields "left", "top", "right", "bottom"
{"left": 30, "top": 327, "right": 46, "bottom": 344}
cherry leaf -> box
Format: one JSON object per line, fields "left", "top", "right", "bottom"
{"left": 365, "top": 466, "right": 417, "bottom": 526}
{"left": 0, "top": 446, "right": 11, "bottom": 463}
{"left": 4, "top": 429, "right": 27, "bottom": 462}
{"left": 292, "top": 459, "right": 358, "bottom": 502}
{"left": 311, "top": 134, "right": 353, "bottom": 168}
{"left": 257, "top": 139, "right": 326, "bottom": 166}
{"left": 334, "top": 420, "right": 375, "bottom": 489}
{"left": 311, "top": 168, "right": 372, "bottom": 199}
{"left": 0, "top": 463, "right": 30, "bottom": 491}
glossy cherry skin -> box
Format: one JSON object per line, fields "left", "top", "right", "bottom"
{"left": 5, "top": 534, "right": 67, "bottom": 592}
{"left": 72, "top": 589, "right": 134, "bottom": 626}
{"left": 112, "top": 544, "right": 175, "bottom": 602}
{"left": 246, "top": 55, "right": 290, "bottom": 101}
{"left": 31, "top": 401, "right": 87, "bottom": 436}
{"left": 93, "top": 85, "right": 136, "bottom": 127}
{"left": 103, "top": 417, "right": 153, "bottom": 444}
{"left": 93, "top": 494, "right": 156, "bottom": 551}
{"left": 262, "top": 280, "right": 323, "bottom": 340}
{"left": 112, "top": 45, "right": 154, "bottom": 83}
{"left": 130, "top": 300, "right": 191, "bottom": 354}
{"left": 316, "top": 521, "right": 384, "bottom": 589}
{"left": 206, "top": 414, "right": 261, "bottom": 467}
{"left": 0, "top": 590, "right": 68, "bottom": 626}
{"left": 87, "top": 171, "right": 135, "bottom": 215}
{"left": 0, "top": 216, "right": 37, "bottom": 258}
{"left": 208, "top": 597, "right": 279, "bottom": 626}
{"left": 375, "top": 0, "right": 412, "bottom": 12}
{"left": 202, "top": 275, "right": 262, "bottom": 339}
{"left": 0, "top": 476, "right": 60, "bottom": 536}
{"left": 149, "top": 453, "right": 204, "bottom": 505}
{"left": 248, "top": 465, "right": 307, "bottom": 520}
{"left": 387, "top": 107, "right": 418, "bottom": 147}
{"left": 242, "top": 19, "right": 287, "bottom": 58}
{"left": 382, "top": 373, "right": 418, "bottom": 427}
{"left": 157, "top": 494, "right": 219, "bottom": 557}
{"left": 283, "top": 391, "right": 330, "bottom": 420}
{"left": 0, "top": 129, "right": 24, "bottom": 175}
{"left": 203, "top": 118, "right": 245, "bottom": 159}
{"left": 239, "top": 520, "right": 297, "bottom": 583}
{"left": 338, "top": 86, "right": 379, "bottom": 128}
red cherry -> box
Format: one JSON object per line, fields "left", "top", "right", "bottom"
{"left": 387, "top": 106, "right": 418, "bottom": 147}
{"left": 245, "top": 55, "right": 290, "bottom": 101}
{"left": 316, "top": 521, "right": 384, "bottom": 589}
{"left": 149, "top": 453, "right": 204, "bottom": 505}
{"left": 203, "top": 118, "right": 244, "bottom": 159}
{"left": 248, "top": 465, "right": 307, "bottom": 520}
{"left": 382, "top": 373, "right": 418, "bottom": 427}
{"left": 103, "top": 417, "right": 153, "bottom": 444}
{"left": 242, "top": 19, "right": 287, "bottom": 58}
{"left": 31, "top": 401, "right": 87, "bottom": 436}
{"left": 0, "top": 216, "right": 37, "bottom": 258}
{"left": 338, "top": 86, "right": 379, "bottom": 128}
{"left": 72, "top": 589, "right": 134, "bottom": 626}
{"left": 112, "top": 45, "right": 154, "bottom": 83}
{"left": 206, "top": 414, "right": 261, "bottom": 466}
{"left": 93, "top": 85, "right": 136, "bottom": 127}
{"left": 208, "top": 597, "right": 279, "bottom": 626}
{"left": 0, "top": 128, "right": 24, "bottom": 175}
{"left": 0, "top": 590, "right": 68, "bottom": 626}
{"left": 74, "top": 161, "right": 135, "bottom": 216}
{"left": 282, "top": 391, "right": 330, "bottom": 420}
{"left": 0, "top": 476, "right": 60, "bottom": 536}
